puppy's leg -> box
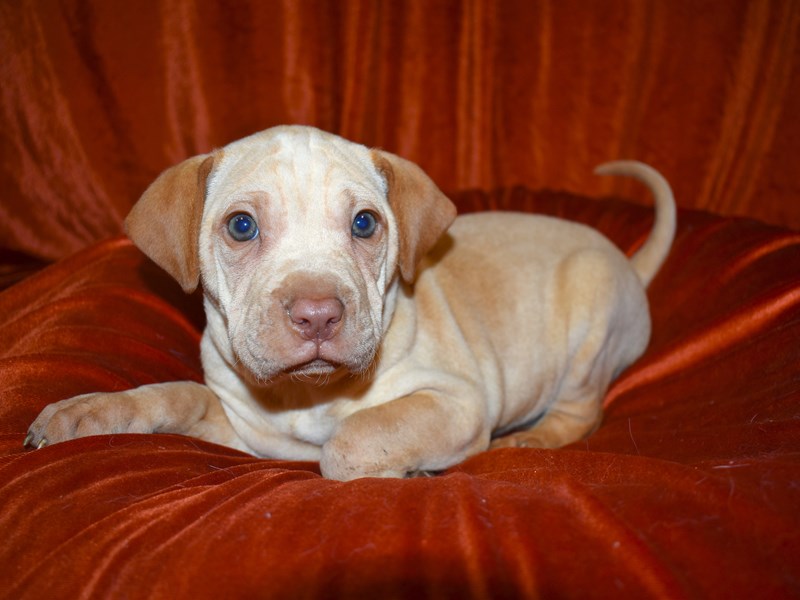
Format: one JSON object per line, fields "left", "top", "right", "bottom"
{"left": 320, "top": 392, "right": 489, "bottom": 481}
{"left": 26, "top": 381, "right": 243, "bottom": 451}
{"left": 492, "top": 249, "right": 647, "bottom": 451}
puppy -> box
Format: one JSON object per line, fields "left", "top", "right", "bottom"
{"left": 26, "top": 126, "right": 675, "bottom": 480}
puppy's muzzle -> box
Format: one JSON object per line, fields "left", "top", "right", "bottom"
{"left": 288, "top": 297, "right": 344, "bottom": 342}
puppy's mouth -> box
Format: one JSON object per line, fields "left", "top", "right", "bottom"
{"left": 287, "top": 358, "right": 341, "bottom": 377}
{"left": 232, "top": 314, "right": 380, "bottom": 385}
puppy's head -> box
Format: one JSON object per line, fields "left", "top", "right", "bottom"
{"left": 125, "top": 126, "right": 456, "bottom": 383}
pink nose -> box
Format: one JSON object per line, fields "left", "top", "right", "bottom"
{"left": 289, "top": 298, "right": 344, "bottom": 341}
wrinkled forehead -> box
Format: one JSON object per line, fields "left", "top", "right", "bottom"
{"left": 206, "top": 129, "right": 387, "bottom": 209}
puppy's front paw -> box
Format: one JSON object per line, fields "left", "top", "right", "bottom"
{"left": 25, "top": 391, "right": 148, "bottom": 449}
{"left": 320, "top": 435, "right": 410, "bottom": 481}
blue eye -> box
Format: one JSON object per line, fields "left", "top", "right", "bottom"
{"left": 352, "top": 211, "right": 377, "bottom": 238}
{"left": 227, "top": 213, "right": 259, "bottom": 242}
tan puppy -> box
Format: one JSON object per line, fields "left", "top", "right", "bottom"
{"left": 26, "top": 126, "right": 675, "bottom": 480}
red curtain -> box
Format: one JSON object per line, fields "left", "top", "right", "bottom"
{"left": 2, "top": 0, "right": 799, "bottom": 265}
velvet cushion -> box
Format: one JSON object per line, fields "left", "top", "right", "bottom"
{"left": 1, "top": 191, "right": 798, "bottom": 598}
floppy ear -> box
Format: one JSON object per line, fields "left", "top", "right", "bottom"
{"left": 371, "top": 150, "right": 457, "bottom": 282}
{"left": 124, "top": 153, "right": 217, "bottom": 293}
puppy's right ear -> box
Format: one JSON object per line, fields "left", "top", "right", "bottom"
{"left": 124, "top": 153, "right": 218, "bottom": 293}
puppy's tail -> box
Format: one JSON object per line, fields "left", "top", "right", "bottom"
{"left": 595, "top": 160, "right": 677, "bottom": 288}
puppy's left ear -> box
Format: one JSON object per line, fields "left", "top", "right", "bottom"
{"left": 124, "top": 152, "right": 218, "bottom": 293}
{"left": 371, "top": 150, "right": 457, "bottom": 282}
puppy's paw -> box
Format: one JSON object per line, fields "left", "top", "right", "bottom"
{"left": 25, "top": 391, "right": 151, "bottom": 449}
{"left": 320, "top": 435, "right": 410, "bottom": 481}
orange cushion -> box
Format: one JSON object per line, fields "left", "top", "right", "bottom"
{"left": 1, "top": 191, "right": 798, "bottom": 597}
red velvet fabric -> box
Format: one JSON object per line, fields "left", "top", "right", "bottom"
{"left": 2, "top": 0, "right": 800, "bottom": 596}
{"left": 1, "top": 0, "right": 799, "bottom": 270}
{"left": 1, "top": 191, "right": 799, "bottom": 597}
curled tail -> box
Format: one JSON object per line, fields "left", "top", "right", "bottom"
{"left": 595, "top": 160, "right": 677, "bottom": 287}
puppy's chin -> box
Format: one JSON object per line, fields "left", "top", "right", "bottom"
{"left": 290, "top": 358, "right": 339, "bottom": 373}
{"left": 286, "top": 359, "right": 342, "bottom": 379}
{"left": 235, "top": 350, "right": 377, "bottom": 387}
{"left": 282, "top": 360, "right": 374, "bottom": 387}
